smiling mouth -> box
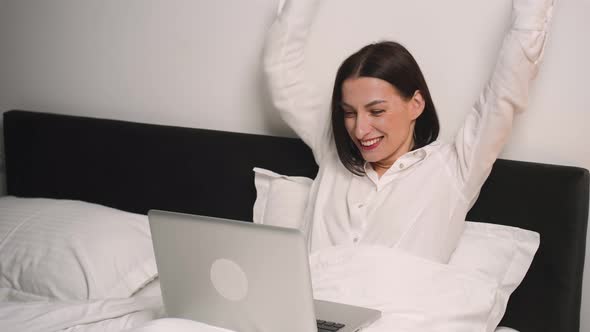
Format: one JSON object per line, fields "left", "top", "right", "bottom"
{"left": 359, "top": 137, "right": 383, "bottom": 150}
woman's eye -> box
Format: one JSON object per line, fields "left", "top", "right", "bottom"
{"left": 370, "top": 110, "right": 385, "bottom": 116}
{"left": 343, "top": 111, "right": 356, "bottom": 118}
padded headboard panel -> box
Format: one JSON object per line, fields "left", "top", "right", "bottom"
{"left": 3, "top": 110, "right": 317, "bottom": 221}
{"left": 3, "top": 110, "right": 589, "bottom": 332}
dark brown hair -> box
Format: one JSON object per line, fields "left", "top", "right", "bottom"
{"left": 331, "top": 41, "right": 439, "bottom": 175}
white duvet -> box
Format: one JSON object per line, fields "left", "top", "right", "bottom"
{"left": 0, "top": 288, "right": 162, "bottom": 332}
{"left": 1, "top": 245, "right": 521, "bottom": 332}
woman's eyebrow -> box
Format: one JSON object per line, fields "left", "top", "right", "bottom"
{"left": 340, "top": 102, "right": 353, "bottom": 109}
{"left": 341, "top": 100, "right": 386, "bottom": 109}
{"left": 365, "top": 100, "right": 386, "bottom": 107}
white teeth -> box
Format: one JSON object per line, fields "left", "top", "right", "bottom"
{"left": 360, "top": 137, "right": 382, "bottom": 146}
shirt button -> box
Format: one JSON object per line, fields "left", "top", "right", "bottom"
{"left": 353, "top": 237, "right": 359, "bottom": 243}
{"left": 358, "top": 203, "right": 364, "bottom": 208}
{"left": 399, "top": 163, "right": 405, "bottom": 169}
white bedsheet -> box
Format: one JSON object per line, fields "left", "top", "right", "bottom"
{"left": 128, "top": 318, "right": 520, "bottom": 332}
{"left": 2, "top": 246, "right": 523, "bottom": 332}
{"left": 0, "top": 288, "right": 162, "bottom": 332}
{"left": 128, "top": 245, "right": 523, "bottom": 332}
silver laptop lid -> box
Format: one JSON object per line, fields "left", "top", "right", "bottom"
{"left": 148, "top": 210, "right": 317, "bottom": 332}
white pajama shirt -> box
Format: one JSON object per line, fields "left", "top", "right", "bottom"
{"left": 263, "top": 0, "right": 553, "bottom": 262}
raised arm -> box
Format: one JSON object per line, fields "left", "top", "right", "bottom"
{"left": 453, "top": 0, "right": 554, "bottom": 202}
{"left": 263, "top": 0, "right": 332, "bottom": 163}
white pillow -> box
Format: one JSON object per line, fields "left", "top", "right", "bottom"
{"left": 310, "top": 245, "right": 531, "bottom": 332}
{"left": 450, "top": 221, "right": 540, "bottom": 298}
{"left": 252, "top": 167, "right": 312, "bottom": 229}
{"left": 252, "top": 167, "right": 539, "bottom": 331}
{"left": 0, "top": 196, "right": 157, "bottom": 300}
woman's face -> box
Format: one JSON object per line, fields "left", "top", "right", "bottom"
{"left": 341, "top": 77, "right": 424, "bottom": 170}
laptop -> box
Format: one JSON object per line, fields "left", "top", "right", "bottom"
{"left": 148, "top": 210, "right": 381, "bottom": 332}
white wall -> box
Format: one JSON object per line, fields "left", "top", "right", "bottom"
{"left": 0, "top": 0, "right": 589, "bottom": 329}
{"left": 0, "top": 0, "right": 292, "bottom": 135}
{"left": 0, "top": 0, "right": 11, "bottom": 193}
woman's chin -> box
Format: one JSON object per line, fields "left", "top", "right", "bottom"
{"left": 360, "top": 152, "right": 381, "bottom": 163}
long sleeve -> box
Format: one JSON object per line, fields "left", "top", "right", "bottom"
{"left": 263, "top": 0, "right": 332, "bottom": 164}
{"left": 453, "top": 0, "right": 554, "bottom": 203}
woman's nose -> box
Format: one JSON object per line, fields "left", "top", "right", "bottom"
{"left": 354, "top": 114, "right": 371, "bottom": 139}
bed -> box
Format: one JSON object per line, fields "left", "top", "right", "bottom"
{"left": 1, "top": 109, "right": 589, "bottom": 332}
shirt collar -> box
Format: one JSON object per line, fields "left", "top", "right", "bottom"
{"left": 363, "top": 141, "right": 439, "bottom": 186}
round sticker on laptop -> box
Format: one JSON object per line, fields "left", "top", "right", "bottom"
{"left": 210, "top": 258, "right": 248, "bottom": 301}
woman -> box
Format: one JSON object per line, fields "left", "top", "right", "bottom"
{"left": 263, "top": 0, "right": 554, "bottom": 263}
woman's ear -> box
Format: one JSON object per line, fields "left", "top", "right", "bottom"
{"left": 409, "top": 90, "right": 425, "bottom": 120}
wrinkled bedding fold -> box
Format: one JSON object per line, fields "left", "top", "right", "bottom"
{"left": 2, "top": 245, "right": 524, "bottom": 332}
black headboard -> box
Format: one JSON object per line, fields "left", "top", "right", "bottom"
{"left": 3, "top": 110, "right": 589, "bottom": 332}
